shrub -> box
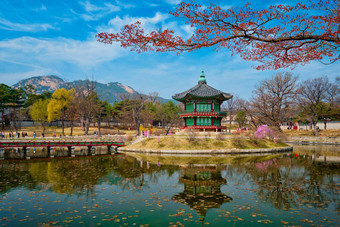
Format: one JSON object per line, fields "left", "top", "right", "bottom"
{"left": 232, "top": 136, "right": 245, "bottom": 148}
{"left": 255, "top": 125, "right": 286, "bottom": 143}
{"left": 187, "top": 129, "right": 198, "bottom": 143}
{"left": 216, "top": 133, "right": 225, "bottom": 140}
{"left": 125, "top": 135, "right": 134, "bottom": 142}
{"left": 153, "top": 129, "right": 166, "bottom": 136}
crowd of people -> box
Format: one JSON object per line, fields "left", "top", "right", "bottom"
{"left": 0, "top": 131, "right": 62, "bottom": 139}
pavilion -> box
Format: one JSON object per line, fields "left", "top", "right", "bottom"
{"left": 172, "top": 71, "right": 233, "bottom": 132}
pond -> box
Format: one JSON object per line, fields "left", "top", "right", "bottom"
{"left": 0, "top": 145, "right": 339, "bottom": 226}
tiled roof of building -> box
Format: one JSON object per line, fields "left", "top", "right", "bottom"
{"left": 172, "top": 71, "right": 233, "bottom": 102}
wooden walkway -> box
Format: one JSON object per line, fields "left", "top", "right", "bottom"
{"left": 0, "top": 140, "right": 125, "bottom": 160}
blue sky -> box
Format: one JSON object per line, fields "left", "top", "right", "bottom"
{"left": 0, "top": 0, "right": 339, "bottom": 100}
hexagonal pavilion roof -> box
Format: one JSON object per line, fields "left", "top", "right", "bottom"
{"left": 172, "top": 71, "right": 233, "bottom": 102}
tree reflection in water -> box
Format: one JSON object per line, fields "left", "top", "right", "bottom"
{"left": 226, "top": 153, "right": 339, "bottom": 211}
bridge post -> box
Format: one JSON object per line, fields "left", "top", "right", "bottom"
{"left": 88, "top": 146, "right": 96, "bottom": 155}
{"left": 25, "top": 147, "right": 31, "bottom": 160}
{"left": 68, "top": 146, "right": 75, "bottom": 157}
{"left": 0, "top": 148, "right": 4, "bottom": 160}
{"left": 48, "top": 147, "right": 55, "bottom": 158}
{"left": 107, "top": 145, "right": 117, "bottom": 155}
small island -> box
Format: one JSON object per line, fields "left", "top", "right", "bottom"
{"left": 121, "top": 136, "right": 292, "bottom": 154}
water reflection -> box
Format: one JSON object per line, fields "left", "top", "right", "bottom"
{"left": 173, "top": 165, "right": 232, "bottom": 223}
{"left": 0, "top": 145, "right": 339, "bottom": 226}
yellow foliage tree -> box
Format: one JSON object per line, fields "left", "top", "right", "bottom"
{"left": 47, "top": 88, "right": 74, "bottom": 136}
{"left": 30, "top": 99, "right": 49, "bottom": 132}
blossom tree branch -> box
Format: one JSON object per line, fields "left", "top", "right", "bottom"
{"left": 97, "top": 0, "right": 340, "bottom": 70}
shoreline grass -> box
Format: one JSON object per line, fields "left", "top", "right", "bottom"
{"left": 126, "top": 136, "right": 290, "bottom": 150}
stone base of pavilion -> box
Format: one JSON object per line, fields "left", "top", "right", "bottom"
{"left": 180, "top": 126, "right": 227, "bottom": 132}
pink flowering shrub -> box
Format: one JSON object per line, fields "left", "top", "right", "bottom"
{"left": 255, "top": 125, "right": 279, "bottom": 142}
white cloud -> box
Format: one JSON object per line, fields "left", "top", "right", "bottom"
{"left": 220, "top": 5, "right": 233, "bottom": 10}
{"left": 33, "top": 5, "right": 47, "bottom": 12}
{"left": 164, "top": 0, "right": 181, "bottom": 5}
{"left": 0, "top": 36, "right": 128, "bottom": 70}
{"left": 98, "top": 12, "right": 193, "bottom": 38}
{"left": 78, "top": 1, "right": 121, "bottom": 21}
{"left": 108, "top": 12, "right": 169, "bottom": 29}
{"left": 0, "top": 17, "right": 54, "bottom": 32}
{"left": 115, "top": 1, "right": 135, "bottom": 9}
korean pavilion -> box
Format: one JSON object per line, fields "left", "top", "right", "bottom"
{"left": 172, "top": 71, "right": 233, "bottom": 132}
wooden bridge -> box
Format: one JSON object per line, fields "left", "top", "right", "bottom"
{"left": 0, "top": 140, "right": 125, "bottom": 160}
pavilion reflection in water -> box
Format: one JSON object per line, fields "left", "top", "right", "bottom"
{"left": 172, "top": 165, "right": 232, "bottom": 223}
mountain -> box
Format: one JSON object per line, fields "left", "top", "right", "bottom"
{"left": 12, "top": 75, "right": 173, "bottom": 104}
{"left": 13, "top": 75, "right": 66, "bottom": 93}
{"left": 69, "top": 80, "right": 137, "bottom": 103}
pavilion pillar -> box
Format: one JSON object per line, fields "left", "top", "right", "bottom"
{"left": 0, "top": 148, "right": 4, "bottom": 160}
{"left": 194, "top": 118, "right": 197, "bottom": 126}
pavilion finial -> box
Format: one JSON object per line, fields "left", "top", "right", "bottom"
{"left": 198, "top": 70, "right": 206, "bottom": 84}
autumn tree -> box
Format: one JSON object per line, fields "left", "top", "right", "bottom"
{"left": 47, "top": 88, "right": 74, "bottom": 136}
{"left": 251, "top": 72, "right": 297, "bottom": 131}
{"left": 297, "top": 76, "right": 330, "bottom": 136}
{"left": 30, "top": 99, "right": 49, "bottom": 132}
{"left": 97, "top": 0, "right": 340, "bottom": 70}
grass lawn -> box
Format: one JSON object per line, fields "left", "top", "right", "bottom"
{"left": 126, "top": 136, "right": 290, "bottom": 150}
{"left": 283, "top": 129, "right": 340, "bottom": 137}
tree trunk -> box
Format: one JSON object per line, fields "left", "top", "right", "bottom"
{"left": 229, "top": 113, "right": 232, "bottom": 134}
{"left": 84, "top": 117, "right": 90, "bottom": 135}
{"left": 61, "top": 118, "right": 65, "bottom": 136}
{"left": 70, "top": 121, "right": 73, "bottom": 136}
{"left": 0, "top": 110, "right": 4, "bottom": 130}
{"left": 97, "top": 118, "right": 101, "bottom": 136}
{"left": 314, "top": 122, "right": 318, "bottom": 136}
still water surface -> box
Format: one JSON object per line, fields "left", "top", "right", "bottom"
{"left": 0, "top": 145, "right": 339, "bottom": 226}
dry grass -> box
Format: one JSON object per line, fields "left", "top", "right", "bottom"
{"left": 283, "top": 129, "right": 340, "bottom": 137}
{"left": 126, "top": 136, "right": 289, "bottom": 150}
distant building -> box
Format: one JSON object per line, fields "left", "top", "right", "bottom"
{"left": 172, "top": 71, "right": 233, "bottom": 132}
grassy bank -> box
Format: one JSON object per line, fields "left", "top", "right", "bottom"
{"left": 126, "top": 136, "right": 290, "bottom": 150}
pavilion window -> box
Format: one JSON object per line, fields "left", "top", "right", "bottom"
{"left": 186, "top": 103, "right": 194, "bottom": 112}
{"left": 214, "top": 104, "right": 220, "bottom": 112}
